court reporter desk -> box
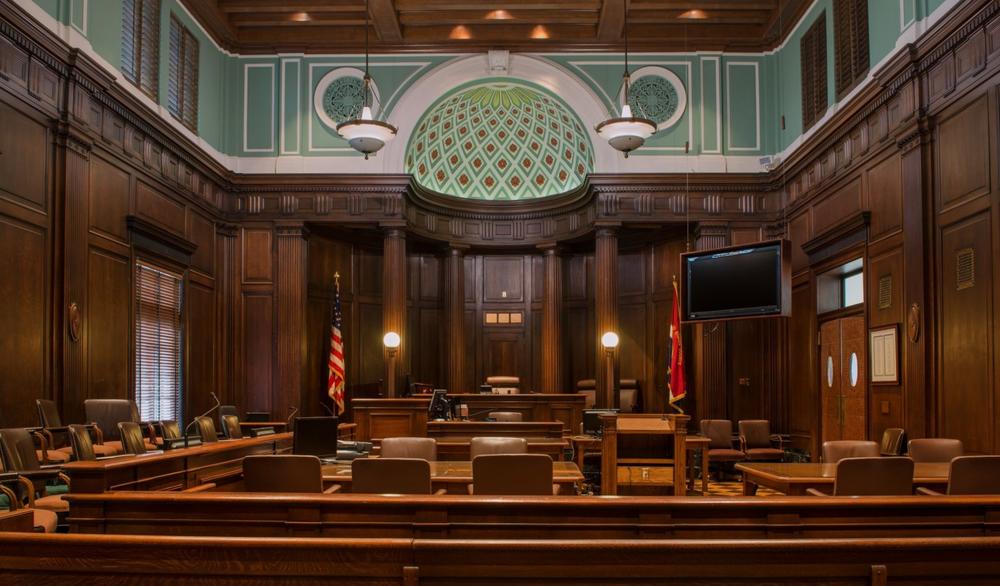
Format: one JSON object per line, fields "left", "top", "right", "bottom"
{"left": 61, "top": 433, "right": 293, "bottom": 493}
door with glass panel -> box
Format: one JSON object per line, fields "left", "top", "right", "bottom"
{"left": 820, "top": 315, "right": 867, "bottom": 444}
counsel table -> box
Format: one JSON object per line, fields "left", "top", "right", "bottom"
{"left": 322, "top": 460, "right": 583, "bottom": 495}
{"left": 736, "top": 461, "right": 950, "bottom": 496}
{"left": 62, "top": 433, "right": 293, "bottom": 493}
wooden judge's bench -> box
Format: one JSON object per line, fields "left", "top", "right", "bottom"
{"left": 350, "top": 394, "right": 584, "bottom": 461}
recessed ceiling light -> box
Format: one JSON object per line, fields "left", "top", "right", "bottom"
{"left": 450, "top": 25, "right": 472, "bottom": 39}
{"left": 485, "top": 9, "right": 513, "bottom": 20}
{"left": 678, "top": 9, "right": 708, "bottom": 20}
{"left": 290, "top": 12, "right": 311, "bottom": 22}
{"left": 531, "top": 25, "right": 549, "bottom": 39}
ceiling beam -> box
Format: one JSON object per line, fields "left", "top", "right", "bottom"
{"left": 218, "top": 0, "right": 362, "bottom": 13}
{"left": 597, "top": 0, "right": 626, "bottom": 42}
{"left": 369, "top": 0, "right": 403, "bottom": 41}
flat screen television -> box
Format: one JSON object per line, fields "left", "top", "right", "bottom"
{"left": 680, "top": 239, "right": 791, "bottom": 322}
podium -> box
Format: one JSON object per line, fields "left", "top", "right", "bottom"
{"left": 600, "top": 413, "right": 689, "bottom": 496}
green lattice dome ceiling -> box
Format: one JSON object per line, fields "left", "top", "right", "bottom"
{"left": 406, "top": 81, "right": 594, "bottom": 200}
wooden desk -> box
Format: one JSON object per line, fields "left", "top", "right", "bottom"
{"left": 427, "top": 421, "right": 567, "bottom": 460}
{"left": 352, "top": 394, "right": 586, "bottom": 440}
{"left": 238, "top": 421, "right": 287, "bottom": 433}
{"left": 572, "top": 434, "right": 708, "bottom": 495}
{"left": 0, "top": 509, "right": 33, "bottom": 533}
{"left": 62, "top": 433, "right": 293, "bottom": 493}
{"left": 600, "top": 414, "right": 689, "bottom": 496}
{"left": 737, "top": 462, "right": 950, "bottom": 496}
{"left": 322, "top": 461, "right": 583, "bottom": 495}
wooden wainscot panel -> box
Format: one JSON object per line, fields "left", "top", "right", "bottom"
{"left": 927, "top": 54, "right": 956, "bottom": 103}
{"left": 788, "top": 212, "right": 811, "bottom": 272}
{"left": 730, "top": 226, "right": 763, "bottom": 246}
{"left": 86, "top": 248, "right": 130, "bottom": 402}
{"left": 483, "top": 256, "right": 525, "bottom": 302}
{"left": 0, "top": 100, "right": 48, "bottom": 212}
{"left": 242, "top": 293, "right": 274, "bottom": 413}
{"left": 88, "top": 156, "right": 129, "bottom": 243}
{"left": 135, "top": 181, "right": 185, "bottom": 236}
{"left": 988, "top": 15, "right": 1000, "bottom": 58}
{"left": 29, "top": 63, "right": 59, "bottom": 108}
{"left": 956, "top": 29, "right": 987, "bottom": 85}
{"left": 101, "top": 110, "right": 125, "bottom": 148}
{"left": 938, "top": 211, "right": 994, "bottom": 455}
{"left": 936, "top": 94, "right": 991, "bottom": 212}
{"left": 811, "top": 178, "right": 863, "bottom": 237}
{"left": 187, "top": 211, "right": 216, "bottom": 276}
{"left": 867, "top": 246, "right": 904, "bottom": 327}
{"left": 242, "top": 228, "right": 273, "bottom": 283}
{"left": 867, "top": 154, "right": 903, "bottom": 240}
{"left": 0, "top": 216, "right": 48, "bottom": 427}
{"left": 187, "top": 281, "right": 218, "bottom": 418}
{"left": 0, "top": 36, "right": 30, "bottom": 88}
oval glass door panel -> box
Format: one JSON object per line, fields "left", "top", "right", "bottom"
{"left": 849, "top": 352, "right": 859, "bottom": 387}
{"left": 827, "top": 356, "right": 834, "bottom": 387}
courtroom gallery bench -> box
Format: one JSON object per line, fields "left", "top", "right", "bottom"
{"left": 2, "top": 533, "right": 1000, "bottom": 584}
{"left": 66, "top": 492, "right": 1000, "bottom": 540}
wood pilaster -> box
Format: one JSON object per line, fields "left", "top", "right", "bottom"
{"left": 445, "top": 244, "right": 468, "bottom": 393}
{"left": 539, "top": 243, "right": 563, "bottom": 393}
{"left": 382, "top": 226, "right": 407, "bottom": 397}
{"left": 275, "top": 223, "right": 309, "bottom": 416}
{"left": 216, "top": 223, "right": 239, "bottom": 409}
{"left": 693, "top": 222, "right": 729, "bottom": 422}
{"left": 595, "top": 226, "right": 619, "bottom": 408}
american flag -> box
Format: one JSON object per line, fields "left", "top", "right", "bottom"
{"left": 328, "top": 273, "right": 346, "bottom": 414}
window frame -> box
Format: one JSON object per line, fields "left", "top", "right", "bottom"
{"left": 800, "top": 12, "right": 828, "bottom": 131}
{"left": 133, "top": 258, "right": 186, "bottom": 425}
{"left": 121, "top": 0, "right": 161, "bottom": 101}
{"left": 167, "top": 15, "right": 199, "bottom": 133}
{"left": 833, "top": 0, "right": 870, "bottom": 99}
{"left": 840, "top": 268, "right": 864, "bottom": 309}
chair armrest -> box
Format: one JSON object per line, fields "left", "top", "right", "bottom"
{"left": 770, "top": 434, "right": 790, "bottom": 448}
{"left": 16, "top": 469, "right": 60, "bottom": 481}
{"left": 17, "top": 476, "right": 34, "bottom": 506}
{"left": 323, "top": 484, "right": 343, "bottom": 494}
{"left": 57, "top": 472, "right": 70, "bottom": 487}
{"left": 182, "top": 483, "right": 217, "bottom": 493}
{"left": 433, "top": 488, "right": 448, "bottom": 496}
{"left": 916, "top": 486, "right": 943, "bottom": 496}
{"left": 0, "top": 484, "right": 17, "bottom": 510}
{"left": 737, "top": 435, "right": 747, "bottom": 452}
{"left": 86, "top": 423, "right": 105, "bottom": 444}
{"left": 805, "top": 488, "right": 829, "bottom": 497}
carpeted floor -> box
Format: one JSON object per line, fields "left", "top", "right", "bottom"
{"left": 701, "top": 480, "right": 780, "bottom": 497}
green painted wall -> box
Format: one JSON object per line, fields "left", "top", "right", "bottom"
{"left": 24, "top": 0, "right": 959, "bottom": 161}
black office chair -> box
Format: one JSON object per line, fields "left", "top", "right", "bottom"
{"left": 219, "top": 405, "right": 239, "bottom": 432}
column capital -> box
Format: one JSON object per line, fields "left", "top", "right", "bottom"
{"left": 447, "top": 242, "right": 471, "bottom": 255}
{"left": 274, "top": 222, "right": 309, "bottom": 239}
{"left": 536, "top": 242, "right": 562, "bottom": 255}
{"left": 215, "top": 222, "right": 240, "bottom": 238}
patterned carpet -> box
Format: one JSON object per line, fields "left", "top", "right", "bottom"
{"left": 702, "top": 480, "right": 781, "bottom": 497}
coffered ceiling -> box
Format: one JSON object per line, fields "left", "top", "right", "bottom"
{"left": 181, "top": 0, "right": 811, "bottom": 54}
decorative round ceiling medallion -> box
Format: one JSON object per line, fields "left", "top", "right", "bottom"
{"left": 313, "top": 67, "right": 382, "bottom": 131}
{"left": 618, "top": 66, "right": 687, "bottom": 131}
{"left": 406, "top": 80, "right": 594, "bottom": 201}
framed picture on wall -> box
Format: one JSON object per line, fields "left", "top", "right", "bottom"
{"left": 869, "top": 325, "right": 899, "bottom": 385}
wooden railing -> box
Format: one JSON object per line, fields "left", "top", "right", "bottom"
{"left": 2, "top": 533, "right": 1000, "bottom": 584}
{"left": 67, "top": 492, "right": 1000, "bottom": 540}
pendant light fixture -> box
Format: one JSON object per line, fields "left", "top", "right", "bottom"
{"left": 336, "top": 0, "right": 396, "bottom": 159}
{"left": 595, "top": 1, "right": 656, "bottom": 157}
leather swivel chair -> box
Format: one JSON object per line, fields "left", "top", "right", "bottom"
{"left": 488, "top": 411, "right": 523, "bottom": 422}
{"left": 380, "top": 437, "right": 437, "bottom": 460}
{"left": 918, "top": 455, "right": 1000, "bottom": 495}
{"left": 879, "top": 428, "right": 908, "bottom": 456}
{"left": 33, "top": 399, "right": 74, "bottom": 463}
{"left": 469, "top": 437, "right": 528, "bottom": 459}
{"left": 219, "top": 405, "right": 239, "bottom": 431}
{"left": 67, "top": 425, "right": 97, "bottom": 461}
{"left": 618, "top": 379, "right": 641, "bottom": 413}
{"left": 0, "top": 428, "right": 70, "bottom": 516}
{"left": 195, "top": 417, "right": 219, "bottom": 443}
{"left": 485, "top": 376, "right": 520, "bottom": 395}
{"left": 738, "top": 420, "right": 785, "bottom": 462}
{"left": 221, "top": 415, "right": 242, "bottom": 440}
{"left": 351, "top": 458, "right": 438, "bottom": 495}
{"left": 907, "top": 438, "right": 963, "bottom": 463}
{"left": 243, "top": 455, "right": 338, "bottom": 493}
{"left": 471, "top": 454, "right": 557, "bottom": 495}
{"left": 117, "top": 422, "right": 148, "bottom": 455}
{"left": 821, "top": 440, "right": 879, "bottom": 463}
{"left": 159, "top": 420, "right": 182, "bottom": 441}
{"left": 576, "top": 380, "right": 597, "bottom": 409}
{"left": 0, "top": 440, "right": 58, "bottom": 533}
{"left": 84, "top": 399, "right": 156, "bottom": 452}
{"left": 807, "top": 457, "right": 914, "bottom": 496}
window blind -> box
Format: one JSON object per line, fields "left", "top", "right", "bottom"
{"left": 121, "top": 0, "right": 160, "bottom": 99}
{"left": 800, "top": 13, "right": 828, "bottom": 131}
{"left": 168, "top": 16, "right": 199, "bottom": 132}
{"left": 135, "top": 261, "right": 184, "bottom": 423}
{"left": 833, "top": 0, "right": 869, "bottom": 97}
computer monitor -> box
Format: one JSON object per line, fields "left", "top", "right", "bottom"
{"left": 583, "top": 409, "right": 618, "bottom": 436}
{"left": 292, "top": 416, "right": 339, "bottom": 458}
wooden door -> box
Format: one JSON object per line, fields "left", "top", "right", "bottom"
{"left": 820, "top": 316, "right": 867, "bottom": 443}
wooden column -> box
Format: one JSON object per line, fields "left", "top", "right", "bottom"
{"left": 693, "top": 223, "right": 729, "bottom": 422}
{"left": 275, "top": 223, "right": 309, "bottom": 416}
{"left": 539, "top": 243, "right": 563, "bottom": 393}
{"left": 445, "top": 244, "right": 468, "bottom": 393}
{"left": 595, "top": 226, "right": 619, "bottom": 408}
{"left": 216, "top": 223, "right": 240, "bottom": 409}
{"left": 382, "top": 226, "right": 407, "bottom": 397}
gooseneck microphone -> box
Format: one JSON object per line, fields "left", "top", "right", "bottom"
{"left": 183, "top": 392, "right": 221, "bottom": 448}
{"left": 286, "top": 405, "right": 300, "bottom": 426}
{"left": 320, "top": 402, "right": 334, "bottom": 416}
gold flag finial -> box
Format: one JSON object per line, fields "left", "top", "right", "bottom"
{"left": 334, "top": 271, "right": 340, "bottom": 286}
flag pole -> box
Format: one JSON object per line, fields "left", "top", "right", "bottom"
{"left": 669, "top": 274, "right": 685, "bottom": 415}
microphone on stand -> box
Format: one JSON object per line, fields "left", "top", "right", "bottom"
{"left": 320, "top": 402, "right": 335, "bottom": 416}
{"left": 183, "top": 392, "right": 221, "bottom": 448}
{"left": 286, "top": 405, "right": 299, "bottom": 427}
